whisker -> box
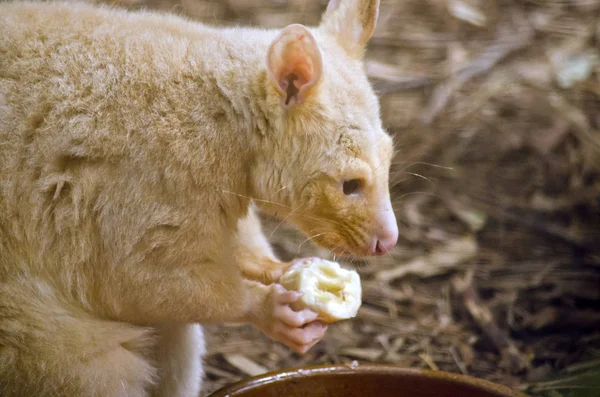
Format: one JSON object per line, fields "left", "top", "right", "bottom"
{"left": 382, "top": 244, "right": 395, "bottom": 259}
{"left": 392, "top": 161, "right": 454, "bottom": 171}
{"left": 297, "top": 233, "right": 328, "bottom": 255}
{"left": 390, "top": 172, "right": 438, "bottom": 190}
{"left": 222, "top": 190, "right": 292, "bottom": 210}
{"left": 221, "top": 189, "right": 345, "bottom": 227}
{"left": 298, "top": 214, "right": 346, "bottom": 227}
{"left": 272, "top": 185, "right": 289, "bottom": 195}
{"left": 329, "top": 243, "right": 343, "bottom": 261}
{"left": 389, "top": 178, "right": 413, "bottom": 188}
{"left": 395, "top": 171, "right": 431, "bottom": 182}
{"left": 306, "top": 227, "right": 332, "bottom": 236}
{"left": 269, "top": 202, "right": 305, "bottom": 239}
{"left": 392, "top": 191, "right": 440, "bottom": 203}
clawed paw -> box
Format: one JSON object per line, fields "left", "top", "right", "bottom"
{"left": 286, "top": 257, "right": 320, "bottom": 273}
{"left": 259, "top": 284, "right": 328, "bottom": 354}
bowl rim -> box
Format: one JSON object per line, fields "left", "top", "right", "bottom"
{"left": 208, "top": 362, "right": 529, "bottom": 397}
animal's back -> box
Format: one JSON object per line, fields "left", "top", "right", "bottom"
{"left": 0, "top": 1, "right": 237, "bottom": 275}
{"left": 0, "top": 0, "right": 218, "bottom": 181}
{"left": 0, "top": 4, "right": 231, "bottom": 395}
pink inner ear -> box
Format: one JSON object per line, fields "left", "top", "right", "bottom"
{"left": 267, "top": 25, "right": 323, "bottom": 106}
{"left": 278, "top": 50, "right": 314, "bottom": 105}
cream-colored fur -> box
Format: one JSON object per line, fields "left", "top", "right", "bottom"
{"left": 0, "top": 0, "right": 396, "bottom": 396}
{"left": 150, "top": 324, "right": 205, "bottom": 397}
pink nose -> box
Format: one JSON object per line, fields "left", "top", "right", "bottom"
{"left": 370, "top": 209, "right": 398, "bottom": 256}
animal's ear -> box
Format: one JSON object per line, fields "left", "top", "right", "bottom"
{"left": 267, "top": 24, "right": 323, "bottom": 107}
{"left": 321, "top": 0, "right": 379, "bottom": 58}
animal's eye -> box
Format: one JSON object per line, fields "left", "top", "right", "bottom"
{"left": 343, "top": 179, "right": 362, "bottom": 195}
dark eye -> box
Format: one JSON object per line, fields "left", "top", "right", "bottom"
{"left": 343, "top": 179, "right": 362, "bottom": 195}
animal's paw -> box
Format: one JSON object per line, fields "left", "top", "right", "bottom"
{"left": 286, "top": 257, "right": 321, "bottom": 272}
{"left": 264, "top": 257, "right": 321, "bottom": 284}
{"left": 257, "top": 283, "right": 328, "bottom": 354}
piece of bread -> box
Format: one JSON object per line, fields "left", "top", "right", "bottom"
{"left": 280, "top": 258, "right": 362, "bottom": 322}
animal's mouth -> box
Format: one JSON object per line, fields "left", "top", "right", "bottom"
{"left": 320, "top": 240, "right": 375, "bottom": 258}
{"left": 301, "top": 226, "right": 383, "bottom": 258}
{"left": 320, "top": 236, "right": 393, "bottom": 258}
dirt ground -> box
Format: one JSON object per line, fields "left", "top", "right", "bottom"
{"left": 105, "top": 0, "right": 599, "bottom": 395}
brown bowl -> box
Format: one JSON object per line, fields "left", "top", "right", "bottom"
{"left": 208, "top": 363, "right": 528, "bottom": 397}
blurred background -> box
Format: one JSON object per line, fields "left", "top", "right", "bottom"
{"left": 108, "top": 0, "right": 599, "bottom": 395}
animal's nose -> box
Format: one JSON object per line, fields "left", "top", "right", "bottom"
{"left": 375, "top": 236, "right": 397, "bottom": 255}
{"left": 370, "top": 208, "right": 398, "bottom": 256}
{"left": 373, "top": 229, "right": 398, "bottom": 255}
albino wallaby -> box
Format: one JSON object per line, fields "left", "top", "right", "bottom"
{"left": 0, "top": 0, "right": 398, "bottom": 395}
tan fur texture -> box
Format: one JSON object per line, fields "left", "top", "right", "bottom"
{"left": 0, "top": 0, "right": 396, "bottom": 395}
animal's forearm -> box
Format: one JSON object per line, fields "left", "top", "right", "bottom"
{"left": 105, "top": 261, "right": 270, "bottom": 326}
{"left": 235, "top": 205, "right": 289, "bottom": 285}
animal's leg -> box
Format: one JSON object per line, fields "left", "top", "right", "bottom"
{"left": 236, "top": 204, "right": 290, "bottom": 285}
{"left": 150, "top": 324, "right": 205, "bottom": 397}
{"left": 0, "top": 282, "right": 157, "bottom": 397}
